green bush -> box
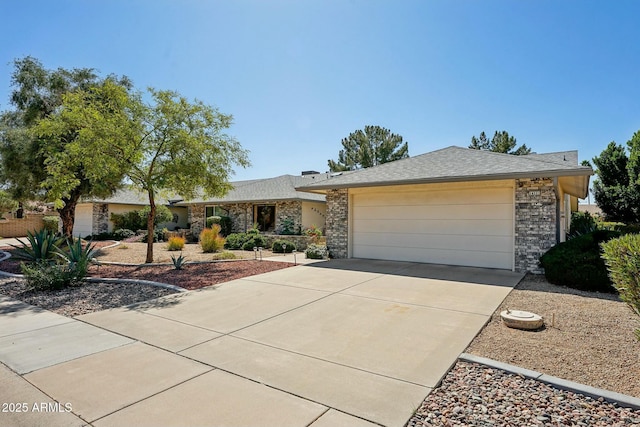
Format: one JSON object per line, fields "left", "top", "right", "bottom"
{"left": 305, "top": 244, "right": 328, "bottom": 259}
{"left": 113, "top": 229, "right": 135, "bottom": 240}
{"left": 568, "top": 211, "right": 598, "bottom": 239}
{"left": 218, "top": 216, "right": 232, "bottom": 237}
{"left": 211, "top": 251, "right": 237, "bottom": 260}
{"left": 10, "top": 229, "right": 64, "bottom": 262}
{"left": 601, "top": 234, "right": 640, "bottom": 340}
{"left": 111, "top": 205, "right": 173, "bottom": 231}
{"left": 21, "top": 261, "right": 76, "bottom": 290}
{"left": 142, "top": 228, "right": 165, "bottom": 243}
{"left": 539, "top": 230, "right": 620, "bottom": 292}
{"left": 272, "top": 239, "right": 296, "bottom": 253}
{"left": 200, "top": 226, "right": 225, "bottom": 253}
{"left": 278, "top": 218, "right": 295, "bottom": 235}
{"left": 242, "top": 235, "right": 266, "bottom": 251}
{"left": 206, "top": 216, "right": 221, "bottom": 228}
{"left": 224, "top": 233, "right": 247, "bottom": 250}
{"left": 42, "top": 216, "right": 59, "bottom": 233}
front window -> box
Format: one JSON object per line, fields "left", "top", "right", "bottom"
{"left": 205, "top": 205, "right": 225, "bottom": 218}
{"left": 255, "top": 205, "right": 275, "bottom": 231}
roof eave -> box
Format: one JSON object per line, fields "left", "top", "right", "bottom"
{"left": 296, "top": 168, "right": 594, "bottom": 193}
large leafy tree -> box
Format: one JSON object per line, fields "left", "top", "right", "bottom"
{"left": 0, "top": 57, "right": 133, "bottom": 236}
{"left": 469, "top": 130, "right": 531, "bottom": 155}
{"left": 593, "top": 131, "right": 640, "bottom": 223}
{"left": 328, "top": 125, "right": 409, "bottom": 171}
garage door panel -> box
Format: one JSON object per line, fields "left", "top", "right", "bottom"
{"left": 351, "top": 185, "right": 514, "bottom": 270}
{"left": 72, "top": 205, "right": 93, "bottom": 238}
{"left": 353, "top": 218, "right": 511, "bottom": 236}
{"left": 353, "top": 245, "right": 513, "bottom": 270}
{"left": 353, "top": 187, "right": 513, "bottom": 207}
{"left": 352, "top": 232, "right": 512, "bottom": 252}
{"left": 353, "top": 204, "right": 513, "bottom": 221}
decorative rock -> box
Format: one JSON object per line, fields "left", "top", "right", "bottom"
{"left": 501, "top": 309, "right": 544, "bottom": 330}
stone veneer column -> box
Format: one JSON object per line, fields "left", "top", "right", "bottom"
{"left": 515, "top": 178, "right": 557, "bottom": 273}
{"left": 188, "top": 204, "right": 205, "bottom": 238}
{"left": 325, "top": 189, "right": 348, "bottom": 258}
{"left": 92, "top": 203, "right": 109, "bottom": 235}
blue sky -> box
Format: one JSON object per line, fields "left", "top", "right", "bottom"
{"left": 1, "top": 1, "right": 639, "bottom": 186}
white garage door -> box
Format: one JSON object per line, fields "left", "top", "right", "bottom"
{"left": 351, "top": 184, "right": 514, "bottom": 269}
{"left": 73, "top": 204, "right": 93, "bottom": 237}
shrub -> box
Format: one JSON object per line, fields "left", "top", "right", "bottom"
{"left": 111, "top": 205, "right": 173, "bottom": 231}
{"left": 10, "top": 229, "right": 64, "bottom": 261}
{"left": 242, "top": 235, "right": 266, "bottom": 251}
{"left": 272, "top": 239, "right": 296, "bottom": 253}
{"left": 305, "top": 244, "right": 328, "bottom": 259}
{"left": 225, "top": 233, "right": 248, "bottom": 250}
{"left": 539, "top": 230, "right": 620, "bottom": 292}
{"left": 568, "top": 211, "right": 598, "bottom": 239}
{"left": 211, "top": 251, "right": 237, "bottom": 260}
{"left": 206, "top": 216, "right": 221, "bottom": 228}
{"left": 21, "top": 260, "right": 76, "bottom": 291}
{"left": 219, "top": 216, "right": 232, "bottom": 237}
{"left": 200, "top": 226, "right": 225, "bottom": 253}
{"left": 278, "top": 218, "right": 295, "bottom": 235}
{"left": 142, "top": 228, "right": 165, "bottom": 243}
{"left": 113, "top": 228, "right": 135, "bottom": 240}
{"left": 167, "top": 236, "right": 185, "bottom": 251}
{"left": 601, "top": 234, "right": 640, "bottom": 340}
{"left": 42, "top": 216, "right": 59, "bottom": 233}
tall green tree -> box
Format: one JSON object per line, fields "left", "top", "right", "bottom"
{"left": 593, "top": 132, "right": 640, "bottom": 223}
{"left": 328, "top": 125, "right": 409, "bottom": 171}
{"left": 469, "top": 130, "right": 531, "bottom": 155}
{"left": 0, "top": 57, "right": 133, "bottom": 236}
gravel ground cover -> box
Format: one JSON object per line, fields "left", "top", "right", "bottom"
{"left": 408, "top": 361, "right": 640, "bottom": 427}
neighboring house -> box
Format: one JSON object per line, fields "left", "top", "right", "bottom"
{"left": 72, "top": 189, "right": 188, "bottom": 237}
{"left": 578, "top": 203, "right": 603, "bottom": 218}
{"left": 181, "top": 173, "right": 330, "bottom": 238}
{"left": 297, "top": 146, "right": 592, "bottom": 273}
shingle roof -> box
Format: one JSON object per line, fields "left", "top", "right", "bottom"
{"left": 178, "top": 174, "right": 328, "bottom": 204}
{"left": 84, "top": 188, "right": 178, "bottom": 206}
{"left": 297, "top": 146, "right": 592, "bottom": 192}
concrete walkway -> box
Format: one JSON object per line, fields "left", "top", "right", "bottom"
{"left": 0, "top": 260, "right": 523, "bottom": 427}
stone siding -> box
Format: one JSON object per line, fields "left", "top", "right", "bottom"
{"left": 92, "top": 203, "right": 109, "bottom": 235}
{"left": 275, "top": 201, "right": 302, "bottom": 234}
{"left": 515, "top": 178, "right": 557, "bottom": 273}
{"left": 188, "top": 204, "right": 205, "bottom": 238}
{"left": 325, "top": 189, "right": 349, "bottom": 258}
{"left": 224, "top": 204, "right": 252, "bottom": 233}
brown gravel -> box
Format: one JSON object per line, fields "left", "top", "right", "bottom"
{"left": 87, "top": 260, "right": 293, "bottom": 290}
{"left": 0, "top": 278, "right": 177, "bottom": 317}
{"left": 466, "top": 274, "right": 640, "bottom": 398}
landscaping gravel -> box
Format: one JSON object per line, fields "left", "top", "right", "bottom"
{"left": 408, "top": 361, "right": 640, "bottom": 427}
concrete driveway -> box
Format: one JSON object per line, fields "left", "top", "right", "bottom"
{"left": 0, "top": 259, "right": 522, "bottom": 427}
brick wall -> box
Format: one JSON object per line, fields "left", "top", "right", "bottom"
{"left": 325, "top": 189, "right": 349, "bottom": 258}
{"left": 515, "top": 178, "right": 557, "bottom": 273}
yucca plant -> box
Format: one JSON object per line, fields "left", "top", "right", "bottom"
{"left": 10, "top": 229, "right": 64, "bottom": 261}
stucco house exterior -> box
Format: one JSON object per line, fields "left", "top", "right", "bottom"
{"left": 72, "top": 190, "right": 187, "bottom": 237}
{"left": 297, "top": 146, "right": 592, "bottom": 273}
{"left": 181, "top": 173, "right": 329, "bottom": 238}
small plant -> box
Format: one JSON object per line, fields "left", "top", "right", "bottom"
{"left": 224, "top": 233, "right": 247, "bottom": 250}
{"left": 21, "top": 260, "right": 75, "bottom": 290}
{"left": 272, "top": 239, "right": 296, "bottom": 253}
{"left": 113, "top": 228, "right": 135, "bottom": 240}
{"left": 305, "top": 244, "right": 328, "bottom": 259}
{"left": 304, "top": 224, "right": 323, "bottom": 242}
{"left": 601, "top": 234, "right": 640, "bottom": 340}
{"left": 247, "top": 223, "right": 260, "bottom": 235}
{"left": 278, "top": 218, "right": 295, "bottom": 235}
{"left": 206, "top": 216, "right": 221, "bottom": 228}
{"left": 42, "top": 216, "right": 59, "bottom": 233}
{"left": 118, "top": 244, "right": 129, "bottom": 249}
{"left": 170, "top": 253, "right": 187, "bottom": 270}
{"left": 242, "top": 235, "right": 266, "bottom": 251}
{"left": 211, "top": 251, "right": 237, "bottom": 260}
{"left": 55, "top": 237, "right": 97, "bottom": 283}
{"left": 167, "top": 236, "right": 185, "bottom": 251}
{"left": 200, "top": 225, "right": 225, "bottom": 253}
{"left": 10, "top": 229, "right": 64, "bottom": 262}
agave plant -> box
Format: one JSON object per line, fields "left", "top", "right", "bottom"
{"left": 170, "top": 253, "right": 187, "bottom": 270}
{"left": 10, "top": 229, "right": 65, "bottom": 261}
{"left": 56, "top": 237, "right": 98, "bottom": 280}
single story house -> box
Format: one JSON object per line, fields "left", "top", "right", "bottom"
{"left": 180, "top": 173, "right": 329, "bottom": 237}
{"left": 72, "top": 190, "right": 188, "bottom": 237}
{"left": 297, "top": 146, "right": 592, "bottom": 273}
